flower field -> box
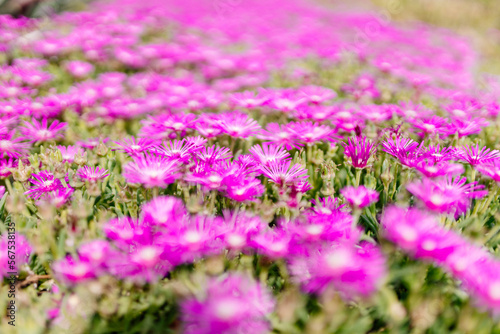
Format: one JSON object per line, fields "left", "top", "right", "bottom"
{"left": 2, "top": 0, "right": 500, "bottom": 333}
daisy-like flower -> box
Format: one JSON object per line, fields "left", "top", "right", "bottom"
{"left": 407, "top": 177, "right": 487, "bottom": 215}
{"left": 268, "top": 89, "right": 307, "bottom": 112}
{"left": 153, "top": 139, "right": 199, "bottom": 163}
{"left": 123, "top": 153, "right": 180, "bottom": 188}
{"left": 65, "top": 60, "right": 94, "bottom": 78}
{"left": 249, "top": 143, "right": 290, "bottom": 166}
{"left": 421, "top": 144, "right": 455, "bottom": 163}
{"left": 0, "top": 130, "right": 30, "bottom": 158}
{"left": 25, "top": 171, "right": 65, "bottom": 199}
{"left": 299, "top": 85, "right": 337, "bottom": 104}
{"left": 288, "top": 242, "right": 386, "bottom": 299}
{"left": 20, "top": 119, "right": 67, "bottom": 143}
{"left": 258, "top": 123, "right": 302, "bottom": 150}
{"left": 36, "top": 187, "right": 74, "bottom": 208}
{"left": 0, "top": 233, "right": 31, "bottom": 277}
{"left": 260, "top": 160, "right": 308, "bottom": 187}
{"left": 288, "top": 121, "right": 339, "bottom": 145}
{"left": 454, "top": 144, "right": 500, "bottom": 167}
{"left": 381, "top": 136, "right": 422, "bottom": 167}
{"left": 195, "top": 145, "right": 232, "bottom": 164}
{"left": 57, "top": 145, "right": 84, "bottom": 163}
{"left": 0, "top": 158, "right": 16, "bottom": 178}
{"left": 216, "top": 112, "right": 261, "bottom": 139}
{"left": 113, "top": 137, "right": 158, "bottom": 157}
{"left": 77, "top": 166, "right": 110, "bottom": 183}
{"left": 476, "top": 160, "right": 500, "bottom": 184}
{"left": 230, "top": 90, "right": 270, "bottom": 108}
{"left": 341, "top": 186, "right": 379, "bottom": 209}
{"left": 415, "top": 161, "right": 464, "bottom": 178}
{"left": 52, "top": 256, "right": 96, "bottom": 285}
{"left": 181, "top": 274, "right": 275, "bottom": 334}
{"left": 342, "top": 136, "right": 376, "bottom": 169}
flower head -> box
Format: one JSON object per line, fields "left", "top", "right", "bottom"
{"left": 20, "top": 119, "right": 67, "bottom": 143}
{"left": 181, "top": 274, "right": 275, "bottom": 334}
{"left": 77, "top": 166, "right": 110, "bottom": 183}
{"left": 341, "top": 185, "right": 379, "bottom": 209}
{"left": 342, "top": 136, "right": 376, "bottom": 169}
{"left": 123, "top": 153, "right": 180, "bottom": 188}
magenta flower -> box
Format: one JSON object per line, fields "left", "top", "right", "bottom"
{"left": 0, "top": 130, "right": 30, "bottom": 158}
{"left": 288, "top": 121, "right": 339, "bottom": 144}
{"left": 181, "top": 274, "right": 275, "bottom": 334}
{"left": 289, "top": 242, "right": 386, "bottom": 298}
{"left": 0, "top": 158, "right": 16, "bottom": 178}
{"left": 57, "top": 145, "right": 84, "bottom": 163}
{"left": 123, "top": 153, "right": 180, "bottom": 188}
{"left": 299, "top": 85, "right": 337, "bottom": 104}
{"left": 0, "top": 234, "right": 31, "bottom": 277}
{"left": 195, "top": 145, "right": 232, "bottom": 164}
{"left": 341, "top": 186, "right": 379, "bottom": 209}
{"left": 414, "top": 161, "right": 464, "bottom": 178}
{"left": 77, "top": 166, "right": 110, "bottom": 183}
{"left": 52, "top": 256, "right": 96, "bottom": 285}
{"left": 454, "top": 144, "right": 500, "bottom": 167}
{"left": 381, "top": 136, "right": 422, "bottom": 167}
{"left": 342, "top": 136, "right": 376, "bottom": 169}
{"left": 216, "top": 112, "right": 261, "bottom": 139}
{"left": 258, "top": 123, "right": 302, "bottom": 150}
{"left": 20, "top": 119, "right": 67, "bottom": 143}
{"left": 140, "top": 196, "right": 187, "bottom": 226}
{"left": 260, "top": 160, "right": 309, "bottom": 187}
{"left": 476, "top": 160, "right": 500, "bottom": 183}
{"left": 25, "top": 171, "right": 65, "bottom": 200}
{"left": 230, "top": 90, "right": 270, "bottom": 108}
{"left": 407, "top": 177, "right": 487, "bottom": 215}
{"left": 421, "top": 144, "right": 456, "bottom": 163}
{"left": 249, "top": 143, "right": 290, "bottom": 166}
{"left": 153, "top": 139, "right": 200, "bottom": 163}
{"left": 113, "top": 137, "right": 158, "bottom": 157}
{"left": 65, "top": 60, "right": 94, "bottom": 78}
{"left": 107, "top": 245, "right": 171, "bottom": 284}
{"left": 36, "top": 187, "right": 74, "bottom": 208}
{"left": 381, "top": 206, "right": 461, "bottom": 263}
{"left": 251, "top": 229, "right": 291, "bottom": 259}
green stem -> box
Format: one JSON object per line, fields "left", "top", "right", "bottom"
{"left": 355, "top": 168, "right": 361, "bottom": 187}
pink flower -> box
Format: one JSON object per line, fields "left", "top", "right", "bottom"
{"left": 20, "top": 119, "right": 67, "bottom": 143}
{"left": 57, "top": 145, "right": 84, "bottom": 163}
{"left": 181, "top": 274, "right": 275, "bottom": 334}
{"left": 342, "top": 136, "right": 376, "bottom": 169}
{"left": 249, "top": 143, "right": 290, "bottom": 166}
{"left": 0, "top": 130, "right": 30, "bottom": 158}
{"left": 0, "top": 234, "right": 31, "bottom": 277}
{"left": 260, "top": 160, "right": 308, "bottom": 188}
{"left": 52, "top": 256, "right": 96, "bottom": 285}
{"left": 407, "top": 177, "right": 487, "bottom": 215}
{"left": 216, "top": 112, "right": 261, "bottom": 139}
{"left": 65, "top": 60, "right": 94, "bottom": 78}
{"left": 258, "top": 123, "right": 302, "bottom": 150}
{"left": 123, "top": 153, "right": 180, "bottom": 188}
{"left": 341, "top": 186, "right": 379, "bottom": 208}
{"left": 25, "top": 171, "right": 66, "bottom": 200}
{"left": 299, "top": 85, "right": 337, "bottom": 104}
{"left": 113, "top": 137, "right": 158, "bottom": 157}
{"left": 476, "top": 160, "right": 500, "bottom": 183}
{"left": 289, "top": 242, "right": 386, "bottom": 298}
{"left": 77, "top": 166, "right": 110, "bottom": 182}
{"left": 454, "top": 144, "right": 500, "bottom": 167}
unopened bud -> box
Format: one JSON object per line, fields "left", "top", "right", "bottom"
{"left": 95, "top": 141, "right": 108, "bottom": 157}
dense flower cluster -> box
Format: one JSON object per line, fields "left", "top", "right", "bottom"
{"left": 1, "top": 0, "right": 500, "bottom": 332}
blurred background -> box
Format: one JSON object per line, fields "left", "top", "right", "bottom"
{"left": 4, "top": 0, "right": 500, "bottom": 74}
